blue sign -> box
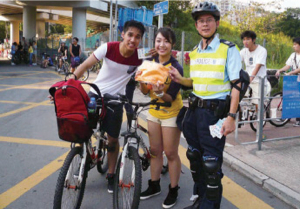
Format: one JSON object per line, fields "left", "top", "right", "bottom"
{"left": 282, "top": 75, "right": 300, "bottom": 119}
{"left": 153, "top": 1, "right": 169, "bottom": 16}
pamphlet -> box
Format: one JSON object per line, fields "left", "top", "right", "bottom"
{"left": 209, "top": 119, "right": 225, "bottom": 139}
{"left": 138, "top": 48, "right": 152, "bottom": 59}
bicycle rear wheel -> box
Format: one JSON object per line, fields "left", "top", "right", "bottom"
{"left": 268, "top": 92, "right": 290, "bottom": 127}
{"left": 249, "top": 105, "right": 269, "bottom": 132}
{"left": 113, "top": 146, "right": 142, "bottom": 209}
{"left": 79, "top": 70, "right": 89, "bottom": 81}
{"left": 161, "top": 152, "right": 168, "bottom": 175}
{"left": 53, "top": 147, "right": 87, "bottom": 209}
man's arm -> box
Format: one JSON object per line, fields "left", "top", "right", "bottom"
{"left": 250, "top": 64, "right": 263, "bottom": 82}
{"left": 79, "top": 46, "right": 81, "bottom": 56}
{"left": 169, "top": 66, "right": 193, "bottom": 87}
{"left": 275, "top": 65, "right": 290, "bottom": 78}
{"left": 72, "top": 55, "right": 98, "bottom": 79}
{"left": 287, "top": 68, "right": 300, "bottom": 75}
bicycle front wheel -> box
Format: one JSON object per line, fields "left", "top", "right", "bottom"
{"left": 249, "top": 105, "right": 269, "bottom": 132}
{"left": 97, "top": 138, "right": 108, "bottom": 174}
{"left": 53, "top": 147, "right": 87, "bottom": 209}
{"left": 268, "top": 92, "right": 290, "bottom": 127}
{"left": 113, "top": 146, "right": 141, "bottom": 209}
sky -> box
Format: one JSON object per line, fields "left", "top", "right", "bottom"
{"left": 238, "top": 0, "right": 300, "bottom": 11}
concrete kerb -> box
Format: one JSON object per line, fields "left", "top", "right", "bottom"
{"left": 223, "top": 152, "right": 300, "bottom": 209}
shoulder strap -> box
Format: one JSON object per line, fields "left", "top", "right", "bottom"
{"left": 220, "top": 39, "right": 236, "bottom": 48}
{"left": 294, "top": 53, "right": 298, "bottom": 69}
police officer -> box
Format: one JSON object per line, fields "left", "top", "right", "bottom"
{"left": 169, "top": 2, "right": 241, "bottom": 209}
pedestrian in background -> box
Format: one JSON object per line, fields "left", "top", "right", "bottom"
{"left": 275, "top": 37, "right": 300, "bottom": 126}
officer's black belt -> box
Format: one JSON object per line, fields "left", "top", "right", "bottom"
{"left": 188, "top": 97, "right": 220, "bottom": 111}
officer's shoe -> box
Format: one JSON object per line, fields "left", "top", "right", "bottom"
{"left": 140, "top": 179, "right": 161, "bottom": 200}
{"left": 162, "top": 184, "right": 180, "bottom": 209}
{"left": 183, "top": 196, "right": 201, "bottom": 209}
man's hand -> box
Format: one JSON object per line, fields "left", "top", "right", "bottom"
{"left": 169, "top": 66, "right": 183, "bottom": 83}
{"left": 148, "top": 48, "right": 157, "bottom": 57}
{"left": 275, "top": 70, "right": 281, "bottom": 79}
{"left": 221, "top": 117, "right": 236, "bottom": 136}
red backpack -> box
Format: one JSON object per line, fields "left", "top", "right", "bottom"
{"left": 49, "top": 79, "right": 105, "bottom": 143}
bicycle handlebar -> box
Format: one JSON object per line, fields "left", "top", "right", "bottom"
{"left": 101, "top": 93, "right": 171, "bottom": 108}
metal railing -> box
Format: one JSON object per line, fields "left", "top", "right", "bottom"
{"left": 234, "top": 75, "right": 300, "bottom": 150}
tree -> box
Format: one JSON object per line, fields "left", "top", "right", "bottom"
{"left": 276, "top": 8, "right": 300, "bottom": 38}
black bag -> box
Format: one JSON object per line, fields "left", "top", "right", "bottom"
{"left": 231, "top": 69, "right": 250, "bottom": 102}
{"left": 176, "top": 106, "right": 188, "bottom": 131}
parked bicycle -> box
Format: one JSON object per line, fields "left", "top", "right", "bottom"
{"left": 103, "top": 94, "right": 170, "bottom": 209}
{"left": 54, "top": 53, "right": 70, "bottom": 74}
{"left": 239, "top": 87, "right": 289, "bottom": 132}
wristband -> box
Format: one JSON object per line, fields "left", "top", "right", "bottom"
{"left": 155, "top": 92, "right": 164, "bottom": 98}
{"left": 227, "top": 113, "right": 236, "bottom": 119}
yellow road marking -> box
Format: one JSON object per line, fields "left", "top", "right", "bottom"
{"left": 137, "top": 117, "right": 273, "bottom": 209}
{"left": 0, "top": 100, "right": 52, "bottom": 106}
{"left": 0, "top": 152, "right": 68, "bottom": 208}
{"left": 0, "top": 79, "right": 58, "bottom": 92}
{"left": 0, "top": 110, "right": 272, "bottom": 208}
{"left": 0, "top": 100, "right": 51, "bottom": 118}
{"left": 0, "top": 136, "right": 69, "bottom": 148}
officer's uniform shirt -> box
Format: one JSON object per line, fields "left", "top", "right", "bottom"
{"left": 194, "top": 36, "right": 241, "bottom": 100}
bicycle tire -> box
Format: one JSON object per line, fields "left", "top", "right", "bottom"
{"left": 53, "top": 147, "right": 87, "bottom": 209}
{"left": 268, "top": 92, "right": 290, "bottom": 127}
{"left": 79, "top": 70, "right": 89, "bottom": 81}
{"left": 97, "top": 138, "right": 108, "bottom": 174}
{"left": 161, "top": 152, "right": 168, "bottom": 175}
{"left": 113, "top": 146, "right": 142, "bottom": 209}
{"left": 249, "top": 104, "right": 269, "bottom": 132}
{"left": 62, "top": 63, "right": 70, "bottom": 75}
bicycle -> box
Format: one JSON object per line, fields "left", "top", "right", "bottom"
{"left": 64, "top": 61, "right": 89, "bottom": 81}
{"left": 104, "top": 94, "right": 170, "bottom": 209}
{"left": 53, "top": 97, "right": 108, "bottom": 209}
{"left": 268, "top": 91, "right": 290, "bottom": 127}
{"left": 238, "top": 86, "right": 270, "bottom": 132}
{"left": 88, "top": 61, "right": 102, "bottom": 74}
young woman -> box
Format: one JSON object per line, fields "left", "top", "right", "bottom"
{"left": 139, "top": 27, "right": 183, "bottom": 209}
{"left": 57, "top": 42, "right": 68, "bottom": 71}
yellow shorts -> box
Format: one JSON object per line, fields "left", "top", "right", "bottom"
{"left": 147, "top": 113, "right": 177, "bottom": 128}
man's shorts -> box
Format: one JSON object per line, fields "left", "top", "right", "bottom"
{"left": 88, "top": 92, "right": 123, "bottom": 138}
{"left": 246, "top": 81, "right": 271, "bottom": 105}
{"left": 147, "top": 113, "right": 177, "bottom": 128}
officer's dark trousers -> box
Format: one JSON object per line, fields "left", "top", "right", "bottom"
{"left": 183, "top": 107, "right": 226, "bottom": 209}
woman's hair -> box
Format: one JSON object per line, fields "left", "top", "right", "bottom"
{"left": 73, "top": 37, "right": 78, "bottom": 42}
{"left": 155, "top": 27, "right": 176, "bottom": 45}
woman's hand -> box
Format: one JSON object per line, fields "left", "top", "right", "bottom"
{"left": 152, "top": 83, "right": 164, "bottom": 93}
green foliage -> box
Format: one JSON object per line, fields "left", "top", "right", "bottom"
{"left": 0, "top": 21, "right": 6, "bottom": 41}
{"left": 276, "top": 8, "right": 300, "bottom": 38}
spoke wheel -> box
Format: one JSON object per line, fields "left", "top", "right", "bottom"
{"left": 249, "top": 105, "right": 269, "bottom": 132}
{"left": 96, "top": 135, "right": 108, "bottom": 174}
{"left": 268, "top": 92, "right": 290, "bottom": 127}
{"left": 113, "top": 146, "right": 141, "bottom": 209}
{"left": 53, "top": 147, "right": 87, "bottom": 209}
{"left": 161, "top": 152, "right": 168, "bottom": 175}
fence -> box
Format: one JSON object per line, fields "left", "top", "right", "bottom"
{"left": 234, "top": 75, "right": 300, "bottom": 150}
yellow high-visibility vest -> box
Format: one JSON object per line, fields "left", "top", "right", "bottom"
{"left": 189, "top": 43, "right": 231, "bottom": 97}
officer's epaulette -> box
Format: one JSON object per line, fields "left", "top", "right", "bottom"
{"left": 220, "top": 39, "right": 235, "bottom": 48}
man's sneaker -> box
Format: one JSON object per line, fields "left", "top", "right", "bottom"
{"left": 183, "top": 197, "right": 201, "bottom": 209}
{"left": 162, "top": 184, "right": 180, "bottom": 209}
{"left": 140, "top": 179, "right": 161, "bottom": 200}
{"left": 293, "top": 121, "right": 300, "bottom": 127}
{"left": 106, "top": 173, "right": 115, "bottom": 194}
